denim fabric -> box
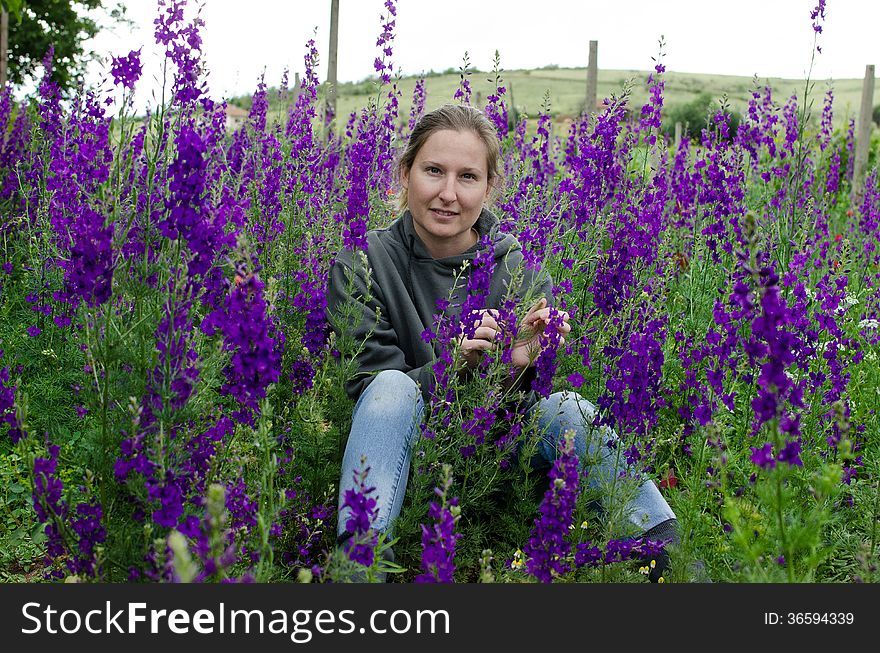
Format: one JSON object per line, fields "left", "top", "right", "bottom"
{"left": 526, "top": 390, "right": 675, "bottom": 533}
{"left": 338, "top": 370, "right": 424, "bottom": 537}
{"left": 337, "top": 370, "right": 675, "bottom": 538}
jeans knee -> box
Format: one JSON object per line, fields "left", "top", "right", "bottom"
{"left": 545, "top": 391, "right": 598, "bottom": 435}
{"left": 372, "top": 369, "right": 417, "bottom": 391}
{"left": 354, "top": 370, "right": 424, "bottom": 437}
{"left": 362, "top": 370, "right": 421, "bottom": 407}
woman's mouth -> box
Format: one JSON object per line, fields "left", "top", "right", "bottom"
{"left": 430, "top": 208, "right": 458, "bottom": 218}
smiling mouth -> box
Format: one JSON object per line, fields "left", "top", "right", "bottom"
{"left": 430, "top": 208, "right": 458, "bottom": 217}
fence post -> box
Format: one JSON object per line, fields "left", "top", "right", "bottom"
{"left": 507, "top": 80, "right": 516, "bottom": 126}
{"left": 325, "top": 0, "right": 340, "bottom": 131}
{"left": 852, "top": 64, "right": 876, "bottom": 202}
{"left": 585, "top": 40, "right": 598, "bottom": 116}
{"left": 292, "top": 72, "right": 301, "bottom": 104}
{"left": 1, "top": 10, "right": 7, "bottom": 87}
{"left": 674, "top": 121, "right": 682, "bottom": 150}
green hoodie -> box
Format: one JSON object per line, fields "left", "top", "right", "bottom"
{"left": 326, "top": 208, "right": 553, "bottom": 403}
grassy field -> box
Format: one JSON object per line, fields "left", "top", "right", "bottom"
{"left": 243, "top": 66, "right": 876, "bottom": 135}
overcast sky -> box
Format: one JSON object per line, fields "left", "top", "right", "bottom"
{"left": 87, "top": 0, "right": 878, "bottom": 111}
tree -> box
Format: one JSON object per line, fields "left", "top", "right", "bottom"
{"left": 6, "top": 0, "right": 129, "bottom": 93}
{"left": 662, "top": 92, "right": 742, "bottom": 143}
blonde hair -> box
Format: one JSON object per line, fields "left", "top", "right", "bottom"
{"left": 397, "top": 104, "right": 502, "bottom": 211}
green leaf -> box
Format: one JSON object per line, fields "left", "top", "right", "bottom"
{"left": 0, "top": 2, "right": 24, "bottom": 20}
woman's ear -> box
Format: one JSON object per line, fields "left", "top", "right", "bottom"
{"left": 401, "top": 166, "right": 410, "bottom": 189}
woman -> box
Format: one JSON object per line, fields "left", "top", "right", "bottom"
{"left": 326, "top": 104, "right": 679, "bottom": 582}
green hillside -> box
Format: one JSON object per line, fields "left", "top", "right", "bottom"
{"left": 240, "top": 66, "right": 875, "bottom": 135}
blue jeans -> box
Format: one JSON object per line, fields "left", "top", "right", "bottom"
{"left": 337, "top": 369, "right": 675, "bottom": 539}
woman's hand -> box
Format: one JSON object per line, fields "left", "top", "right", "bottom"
{"left": 454, "top": 300, "right": 570, "bottom": 372}
{"left": 509, "top": 298, "right": 571, "bottom": 370}
{"left": 455, "top": 309, "right": 501, "bottom": 371}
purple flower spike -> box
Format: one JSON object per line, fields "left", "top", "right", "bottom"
{"left": 777, "top": 439, "right": 803, "bottom": 467}
{"left": 415, "top": 465, "right": 461, "bottom": 583}
{"left": 523, "top": 431, "right": 580, "bottom": 582}
{"left": 750, "top": 443, "right": 776, "bottom": 470}
{"left": 110, "top": 49, "right": 143, "bottom": 90}
{"left": 341, "top": 457, "right": 379, "bottom": 568}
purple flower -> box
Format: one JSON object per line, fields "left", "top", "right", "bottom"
{"left": 750, "top": 443, "right": 776, "bottom": 470}
{"left": 574, "top": 543, "right": 603, "bottom": 567}
{"left": 529, "top": 309, "right": 566, "bottom": 399}
{"left": 484, "top": 52, "right": 509, "bottom": 139}
{"left": 566, "top": 372, "right": 585, "bottom": 388}
{"left": 598, "top": 314, "right": 668, "bottom": 438}
{"left": 110, "top": 49, "right": 143, "bottom": 90}
{"left": 65, "top": 222, "right": 115, "bottom": 308}
{"left": 149, "top": 473, "right": 185, "bottom": 528}
{"left": 341, "top": 123, "right": 372, "bottom": 252}
{"left": 414, "top": 466, "right": 461, "bottom": 583}
{"left": 341, "top": 458, "right": 379, "bottom": 568}
{"left": 810, "top": 1, "right": 827, "bottom": 35}
{"left": 523, "top": 432, "right": 580, "bottom": 582}
{"left": 154, "top": 0, "right": 207, "bottom": 106}
{"left": 405, "top": 78, "right": 426, "bottom": 137}
{"left": 1, "top": 356, "right": 26, "bottom": 444}
{"left": 163, "top": 125, "right": 229, "bottom": 279}
{"left": 453, "top": 53, "right": 473, "bottom": 104}
{"left": 204, "top": 269, "right": 281, "bottom": 425}
{"left": 777, "top": 439, "right": 803, "bottom": 467}
{"left": 31, "top": 444, "right": 105, "bottom": 577}
{"left": 69, "top": 501, "right": 107, "bottom": 576}
{"left": 638, "top": 61, "right": 666, "bottom": 146}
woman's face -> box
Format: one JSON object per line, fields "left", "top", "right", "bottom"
{"left": 402, "top": 129, "right": 491, "bottom": 258}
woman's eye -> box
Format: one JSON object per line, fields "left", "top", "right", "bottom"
{"left": 426, "top": 166, "right": 441, "bottom": 174}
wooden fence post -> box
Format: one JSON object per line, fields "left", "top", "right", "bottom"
{"left": 674, "top": 121, "right": 682, "bottom": 150}
{"left": 1, "top": 10, "right": 8, "bottom": 87}
{"left": 585, "top": 40, "right": 598, "bottom": 116}
{"left": 325, "top": 0, "right": 340, "bottom": 130}
{"left": 292, "top": 72, "right": 301, "bottom": 104}
{"left": 852, "top": 64, "right": 876, "bottom": 202}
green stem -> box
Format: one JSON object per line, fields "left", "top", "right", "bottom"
{"left": 775, "top": 470, "right": 792, "bottom": 582}
{"left": 868, "top": 479, "right": 880, "bottom": 583}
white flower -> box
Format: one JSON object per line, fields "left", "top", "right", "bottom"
{"left": 838, "top": 294, "right": 859, "bottom": 315}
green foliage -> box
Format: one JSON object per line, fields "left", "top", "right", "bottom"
{"left": 2, "top": 18, "right": 880, "bottom": 586}
{"left": 0, "top": 450, "right": 45, "bottom": 581}
{"left": 0, "top": 1, "right": 24, "bottom": 18}
{"left": 662, "top": 92, "right": 742, "bottom": 141}
{"left": 7, "top": 0, "right": 131, "bottom": 93}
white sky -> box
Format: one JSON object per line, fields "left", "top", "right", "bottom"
{"left": 87, "top": 0, "right": 878, "bottom": 111}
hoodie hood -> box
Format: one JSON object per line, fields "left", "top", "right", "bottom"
{"left": 397, "top": 207, "right": 522, "bottom": 309}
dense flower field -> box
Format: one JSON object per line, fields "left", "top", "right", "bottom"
{"left": 1, "top": 0, "right": 878, "bottom": 583}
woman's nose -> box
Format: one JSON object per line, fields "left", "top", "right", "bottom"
{"left": 438, "top": 177, "right": 456, "bottom": 203}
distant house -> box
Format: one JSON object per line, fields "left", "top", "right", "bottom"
{"left": 225, "top": 104, "right": 249, "bottom": 131}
